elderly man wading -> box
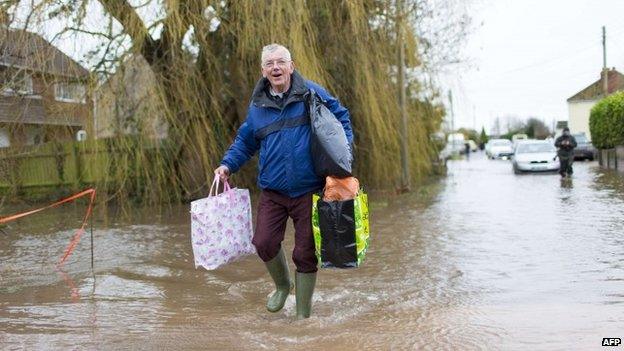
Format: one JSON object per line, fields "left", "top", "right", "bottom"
{"left": 214, "top": 44, "right": 353, "bottom": 319}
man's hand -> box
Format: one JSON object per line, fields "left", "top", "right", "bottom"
{"left": 214, "top": 165, "right": 230, "bottom": 180}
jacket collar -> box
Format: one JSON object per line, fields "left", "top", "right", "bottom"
{"left": 251, "top": 70, "right": 308, "bottom": 109}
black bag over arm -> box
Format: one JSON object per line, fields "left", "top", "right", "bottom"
{"left": 307, "top": 89, "right": 353, "bottom": 177}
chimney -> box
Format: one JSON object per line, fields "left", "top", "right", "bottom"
{"left": 609, "top": 67, "right": 619, "bottom": 94}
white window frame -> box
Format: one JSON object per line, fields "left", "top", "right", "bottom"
{"left": 55, "top": 82, "right": 86, "bottom": 104}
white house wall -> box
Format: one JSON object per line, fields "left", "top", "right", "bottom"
{"left": 568, "top": 100, "right": 596, "bottom": 140}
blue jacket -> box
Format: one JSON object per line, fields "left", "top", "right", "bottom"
{"left": 221, "top": 71, "right": 353, "bottom": 198}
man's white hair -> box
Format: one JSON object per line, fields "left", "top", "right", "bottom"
{"left": 261, "top": 44, "right": 292, "bottom": 64}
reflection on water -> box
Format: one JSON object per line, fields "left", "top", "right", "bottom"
{"left": 1, "top": 153, "right": 623, "bottom": 349}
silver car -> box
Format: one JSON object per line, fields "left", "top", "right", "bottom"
{"left": 512, "top": 140, "right": 559, "bottom": 174}
{"left": 486, "top": 139, "right": 514, "bottom": 159}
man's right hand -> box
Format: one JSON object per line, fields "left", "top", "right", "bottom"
{"left": 214, "top": 165, "right": 230, "bottom": 180}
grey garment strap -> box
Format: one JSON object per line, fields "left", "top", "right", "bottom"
{"left": 254, "top": 114, "right": 310, "bottom": 140}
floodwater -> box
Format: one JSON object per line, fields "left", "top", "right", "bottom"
{"left": 1, "top": 153, "right": 624, "bottom": 350}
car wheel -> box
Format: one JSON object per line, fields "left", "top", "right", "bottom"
{"left": 513, "top": 165, "right": 521, "bottom": 174}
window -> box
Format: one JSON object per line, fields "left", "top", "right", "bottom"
{"left": 25, "top": 126, "right": 43, "bottom": 146}
{"left": 2, "top": 70, "right": 33, "bottom": 95}
{"left": 517, "top": 143, "right": 555, "bottom": 154}
{"left": 573, "top": 134, "right": 587, "bottom": 143}
{"left": 492, "top": 140, "right": 511, "bottom": 147}
{"left": 0, "top": 128, "right": 10, "bottom": 148}
{"left": 55, "top": 82, "right": 86, "bottom": 103}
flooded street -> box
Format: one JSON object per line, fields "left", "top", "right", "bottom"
{"left": 2, "top": 153, "right": 624, "bottom": 350}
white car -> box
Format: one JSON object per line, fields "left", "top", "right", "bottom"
{"left": 486, "top": 139, "right": 514, "bottom": 159}
{"left": 440, "top": 139, "right": 466, "bottom": 159}
{"left": 467, "top": 140, "right": 478, "bottom": 152}
{"left": 512, "top": 140, "right": 560, "bottom": 174}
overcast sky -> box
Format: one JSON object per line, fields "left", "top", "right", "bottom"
{"left": 443, "top": 0, "right": 624, "bottom": 133}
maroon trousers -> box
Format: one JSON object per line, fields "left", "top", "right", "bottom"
{"left": 253, "top": 190, "right": 318, "bottom": 273}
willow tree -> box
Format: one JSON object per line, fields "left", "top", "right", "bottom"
{"left": 2, "top": 0, "right": 468, "bottom": 204}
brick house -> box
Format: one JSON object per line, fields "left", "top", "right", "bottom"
{"left": 567, "top": 68, "right": 624, "bottom": 140}
{"left": 0, "top": 27, "right": 91, "bottom": 148}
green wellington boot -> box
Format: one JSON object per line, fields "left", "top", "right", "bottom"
{"left": 265, "top": 248, "right": 294, "bottom": 312}
{"left": 295, "top": 272, "right": 317, "bottom": 319}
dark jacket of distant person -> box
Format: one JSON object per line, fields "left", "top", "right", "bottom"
{"left": 554, "top": 132, "right": 577, "bottom": 159}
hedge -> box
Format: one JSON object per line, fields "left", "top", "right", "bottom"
{"left": 589, "top": 91, "right": 624, "bottom": 149}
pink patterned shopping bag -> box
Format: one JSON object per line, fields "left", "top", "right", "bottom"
{"left": 190, "top": 176, "right": 255, "bottom": 270}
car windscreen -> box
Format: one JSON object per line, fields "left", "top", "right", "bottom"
{"left": 573, "top": 134, "right": 588, "bottom": 143}
{"left": 492, "top": 140, "right": 511, "bottom": 146}
{"left": 516, "top": 143, "right": 555, "bottom": 153}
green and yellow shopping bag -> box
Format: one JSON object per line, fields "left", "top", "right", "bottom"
{"left": 312, "top": 189, "right": 370, "bottom": 268}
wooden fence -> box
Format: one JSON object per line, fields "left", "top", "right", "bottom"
{"left": 0, "top": 138, "right": 164, "bottom": 200}
{"left": 597, "top": 146, "right": 624, "bottom": 172}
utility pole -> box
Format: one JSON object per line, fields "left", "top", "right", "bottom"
{"left": 602, "top": 26, "right": 608, "bottom": 95}
{"left": 397, "top": 0, "right": 410, "bottom": 192}
{"left": 448, "top": 90, "right": 455, "bottom": 137}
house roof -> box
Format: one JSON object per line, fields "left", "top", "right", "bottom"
{"left": 0, "top": 28, "right": 89, "bottom": 79}
{"left": 567, "top": 68, "right": 624, "bottom": 102}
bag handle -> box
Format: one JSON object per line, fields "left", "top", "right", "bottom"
{"left": 209, "top": 175, "right": 220, "bottom": 197}
{"left": 209, "top": 175, "right": 232, "bottom": 197}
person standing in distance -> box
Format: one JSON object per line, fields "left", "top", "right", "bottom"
{"left": 555, "top": 127, "right": 577, "bottom": 178}
{"left": 214, "top": 44, "right": 353, "bottom": 319}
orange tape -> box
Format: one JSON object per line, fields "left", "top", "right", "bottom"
{"left": 0, "top": 188, "right": 96, "bottom": 266}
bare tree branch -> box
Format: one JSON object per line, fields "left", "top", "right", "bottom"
{"left": 97, "top": 0, "right": 158, "bottom": 63}
{"left": 51, "top": 26, "right": 114, "bottom": 42}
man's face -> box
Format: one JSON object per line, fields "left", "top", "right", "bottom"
{"left": 261, "top": 49, "right": 295, "bottom": 92}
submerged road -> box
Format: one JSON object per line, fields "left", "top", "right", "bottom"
{"left": 1, "top": 152, "right": 623, "bottom": 350}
